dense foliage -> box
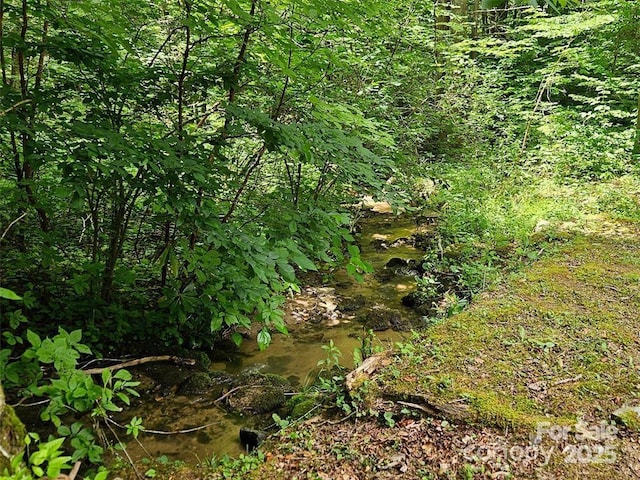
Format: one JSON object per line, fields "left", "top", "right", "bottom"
{"left": 2, "top": 0, "right": 640, "bottom": 477}
{"left": 0, "top": 0, "right": 414, "bottom": 350}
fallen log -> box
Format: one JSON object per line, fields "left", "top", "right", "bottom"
{"left": 385, "top": 392, "right": 474, "bottom": 423}
{"left": 81, "top": 355, "right": 196, "bottom": 375}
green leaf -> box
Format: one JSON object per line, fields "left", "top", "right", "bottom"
{"left": 0, "top": 287, "right": 21, "bottom": 300}
{"left": 94, "top": 471, "right": 109, "bottom": 480}
{"left": 76, "top": 343, "right": 92, "bottom": 354}
{"left": 257, "top": 329, "right": 271, "bottom": 350}
{"left": 69, "top": 329, "right": 82, "bottom": 344}
{"left": 113, "top": 369, "right": 132, "bottom": 381}
{"left": 222, "top": 0, "right": 252, "bottom": 21}
{"left": 211, "top": 314, "right": 224, "bottom": 332}
{"left": 27, "top": 330, "right": 41, "bottom": 348}
{"left": 347, "top": 244, "right": 360, "bottom": 257}
{"left": 116, "top": 392, "right": 131, "bottom": 405}
{"left": 290, "top": 250, "right": 317, "bottom": 271}
{"left": 103, "top": 402, "right": 122, "bottom": 412}
{"left": 231, "top": 332, "right": 243, "bottom": 347}
{"left": 102, "top": 369, "right": 111, "bottom": 386}
{"left": 46, "top": 456, "right": 73, "bottom": 478}
{"left": 277, "top": 262, "right": 296, "bottom": 282}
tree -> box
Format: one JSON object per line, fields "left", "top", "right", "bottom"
{"left": 0, "top": 0, "right": 410, "bottom": 349}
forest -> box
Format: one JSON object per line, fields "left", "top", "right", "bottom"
{"left": 1, "top": 0, "right": 640, "bottom": 478}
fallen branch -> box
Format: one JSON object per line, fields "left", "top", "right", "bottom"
{"left": 82, "top": 355, "right": 195, "bottom": 375}
{"left": 345, "top": 353, "right": 391, "bottom": 392}
{"left": 385, "top": 392, "right": 474, "bottom": 422}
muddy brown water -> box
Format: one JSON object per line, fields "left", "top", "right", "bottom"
{"left": 75, "top": 213, "right": 430, "bottom": 465}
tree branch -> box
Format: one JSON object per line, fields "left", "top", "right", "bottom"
{"left": 81, "top": 355, "right": 196, "bottom": 375}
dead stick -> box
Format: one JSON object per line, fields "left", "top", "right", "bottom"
{"left": 82, "top": 355, "right": 195, "bottom": 375}
{"left": 68, "top": 461, "right": 81, "bottom": 480}
{"left": 54, "top": 461, "right": 81, "bottom": 480}
{"left": 552, "top": 374, "right": 583, "bottom": 386}
{"left": 213, "top": 385, "right": 258, "bottom": 404}
{"left": 396, "top": 401, "right": 434, "bottom": 414}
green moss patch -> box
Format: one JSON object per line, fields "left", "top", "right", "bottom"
{"left": 381, "top": 226, "right": 640, "bottom": 430}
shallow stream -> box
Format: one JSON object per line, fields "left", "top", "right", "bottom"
{"left": 113, "top": 210, "right": 429, "bottom": 464}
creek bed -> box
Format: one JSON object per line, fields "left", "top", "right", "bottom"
{"left": 112, "top": 211, "right": 429, "bottom": 463}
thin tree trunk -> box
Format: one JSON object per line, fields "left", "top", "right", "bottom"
{"left": 634, "top": 94, "right": 640, "bottom": 155}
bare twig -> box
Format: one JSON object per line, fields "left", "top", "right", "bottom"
{"left": 106, "top": 416, "right": 223, "bottom": 436}
{"left": 0, "top": 212, "right": 28, "bottom": 244}
{"left": 11, "top": 398, "right": 50, "bottom": 408}
{"left": 213, "top": 384, "right": 253, "bottom": 404}
{"left": 552, "top": 374, "right": 583, "bottom": 386}
{"left": 396, "top": 400, "right": 434, "bottom": 414}
{"left": 103, "top": 418, "right": 143, "bottom": 479}
{"left": 319, "top": 411, "right": 356, "bottom": 426}
{"left": 78, "top": 214, "right": 91, "bottom": 244}
{"left": 0, "top": 99, "right": 31, "bottom": 116}
{"left": 64, "top": 461, "right": 81, "bottom": 480}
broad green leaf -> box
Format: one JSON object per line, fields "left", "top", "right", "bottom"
{"left": 211, "top": 314, "right": 224, "bottom": 332}
{"left": 113, "top": 369, "right": 132, "bottom": 381}
{"left": 231, "top": 332, "right": 243, "bottom": 347}
{"left": 27, "top": 330, "right": 41, "bottom": 348}
{"left": 290, "top": 251, "right": 317, "bottom": 271}
{"left": 69, "top": 329, "right": 82, "bottom": 344}
{"left": 0, "top": 287, "right": 21, "bottom": 300}
{"left": 257, "top": 329, "right": 271, "bottom": 350}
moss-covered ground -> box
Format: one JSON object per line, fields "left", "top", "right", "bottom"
{"left": 242, "top": 219, "right": 640, "bottom": 479}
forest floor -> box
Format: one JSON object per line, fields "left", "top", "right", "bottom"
{"left": 113, "top": 216, "right": 640, "bottom": 479}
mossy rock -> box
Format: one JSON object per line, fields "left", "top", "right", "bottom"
{"left": 0, "top": 386, "right": 26, "bottom": 472}
{"left": 287, "top": 393, "right": 319, "bottom": 419}
{"left": 401, "top": 290, "right": 439, "bottom": 316}
{"left": 291, "top": 399, "right": 317, "bottom": 420}
{"left": 611, "top": 406, "right": 640, "bottom": 431}
{"left": 187, "top": 350, "right": 212, "bottom": 370}
{"left": 226, "top": 373, "right": 292, "bottom": 414}
{"left": 177, "top": 370, "right": 232, "bottom": 396}
{"left": 361, "top": 307, "right": 409, "bottom": 332}
{"left": 338, "top": 294, "right": 367, "bottom": 312}
{"left": 176, "top": 372, "right": 215, "bottom": 395}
